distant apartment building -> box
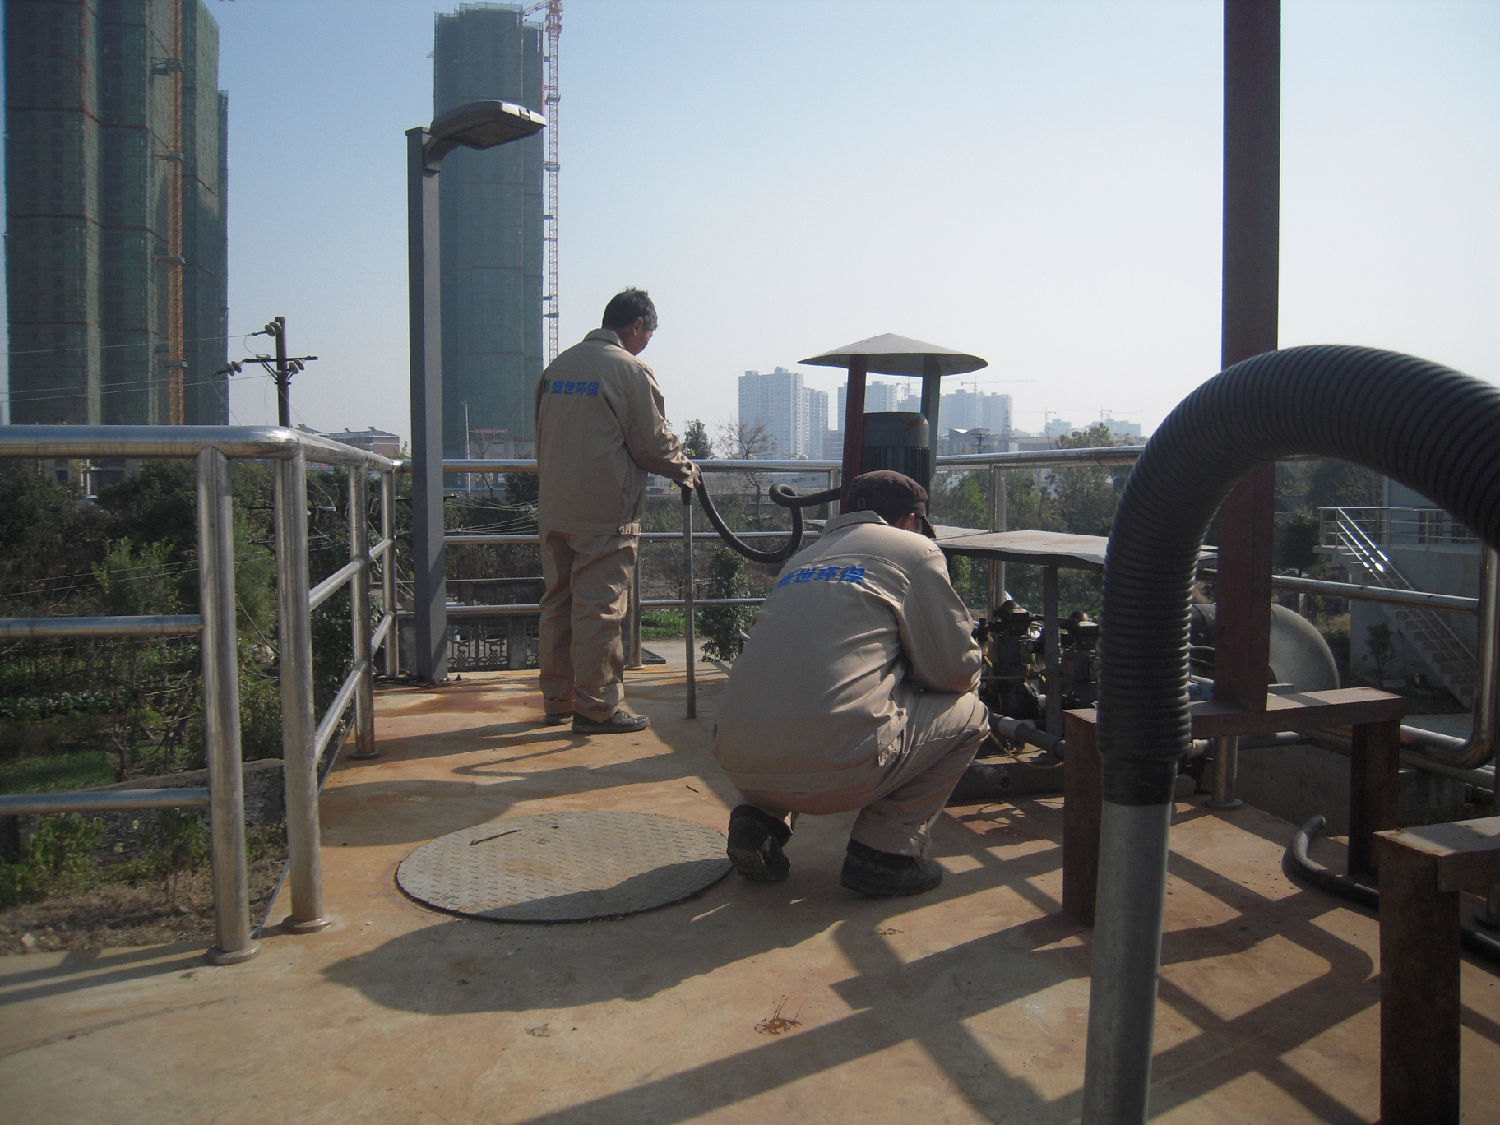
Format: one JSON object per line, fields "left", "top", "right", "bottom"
{"left": 838, "top": 379, "right": 913, "bottom": 421}
{"left": 942, "top": 388, "right": 1013, "bottom": 437}
{"left": 433, "top": 3, "right": 545, "bottom": 459}
{"left": 4, "top": 0, "right": 229, "bottom": 425}
{"left": 738, "top": 367, "right": 807, "bottom": 458}
{"left": 324, "top": 427, "right": 402, "bottom": 458}
{"left": 805, "top": 387, "right": 829, "bottom": 459}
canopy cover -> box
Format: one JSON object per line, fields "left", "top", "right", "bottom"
{"left": 799, "top": 333, "right": 987, "bottom": 377}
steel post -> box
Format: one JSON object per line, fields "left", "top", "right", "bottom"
{"left": 380, "top": 468, "right": 400, "bottom": 678}
{"left": 348, "top": 469, "right": 378, "bottom": 759}
{"left": 274, "top": 449, "right": 328, "bottom": 932}
{"left": 1081, "top": 798, "right": 1174, "bottom": 1123}
{"left": 1207, "top": 735, "right": 1244, "bottom": 809}
{"left": 988, "top": 462, "right": 1007, "bottom": 611}
{"left": 627, "top": 554, "right": 643, "bottom": 669}
{"left": 195, "top": 447, "right": 257, "bottom": 964}
{"left": 683, "top": 485, "right": 697, "bottom": 719}
{"left": 408, "top": 125, "right": 449, "bottom": 683}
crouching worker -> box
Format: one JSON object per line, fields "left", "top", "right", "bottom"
{"left": 710, "top": 470, "right": 991, "bottom": 898}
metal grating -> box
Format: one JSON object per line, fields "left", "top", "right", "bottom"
{"left": 397, "top": 810, "right": 731, "bottom": 923}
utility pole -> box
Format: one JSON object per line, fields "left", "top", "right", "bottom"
{"left": 233, "top": 317, "right": 318, "bottom": 428}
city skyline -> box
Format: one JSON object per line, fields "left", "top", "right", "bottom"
{"left": 3, "top": 2, "right": 1496, "bottom": 448}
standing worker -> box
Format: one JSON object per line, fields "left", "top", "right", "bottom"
{"left": 534, "top": 288, "right": 700, "bottom": 734}
{"left": 711, "top": 471, "right": 990, "bottom": 897}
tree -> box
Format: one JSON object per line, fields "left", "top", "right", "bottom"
{"left": 1052, "top": 424, "right": 1129, "bottom": 537}
{"left": 0, "top": 465, "right": 102, "bottom": 611}
{"left": 713, "top": 420, "right": 774, "bottom": 522}
{"left": 682, "top": 419, "right": 713, "bottom": 460}
{"left": 929, "top": 470, "right": 987, "bottom": 531}
{"left": 1307, "top": 459, "right": 1383, "bottom": 510}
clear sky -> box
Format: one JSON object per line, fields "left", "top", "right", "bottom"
{"left": 8, "top": 1, "right": 1499, "bottom": 445}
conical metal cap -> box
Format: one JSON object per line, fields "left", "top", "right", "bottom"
{"left": 799, "top": 333, "right": 987, "bottom": 377}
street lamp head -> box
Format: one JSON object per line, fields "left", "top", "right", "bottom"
{"left": 422, "top": 100, "right": 546, "bottom": 169}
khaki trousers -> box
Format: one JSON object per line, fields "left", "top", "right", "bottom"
{"left": 538, "top": 527, "right": 637, "bottom": 721}
{"left": 734, "top": 688, "right": 990, "bottom": 857}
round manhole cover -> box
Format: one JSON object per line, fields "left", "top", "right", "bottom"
{"left": 397, "top": 810, "right": 732, "bottom": 922}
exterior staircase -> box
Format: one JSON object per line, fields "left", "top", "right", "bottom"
{"left": 1323, "top": 507, "right": 1474, "bottom": 706}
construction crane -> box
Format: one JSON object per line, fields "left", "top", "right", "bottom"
{"left": 524, "top": 0, "right": 563, "bottom": 364}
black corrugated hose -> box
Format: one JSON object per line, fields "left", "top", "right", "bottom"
{"left": 1099, "top": 344, "right": 1500, "bottom": 807}
{"left": 693, "top": 478, "right": 840, "bottom": 566}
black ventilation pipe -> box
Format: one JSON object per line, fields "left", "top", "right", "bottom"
{"left": 1082, "top": 345, "right": 1500, "bottom": 1123}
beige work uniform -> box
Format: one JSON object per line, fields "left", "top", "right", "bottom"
{"left": 711, "top": 511, "right": 990, "bottom": 856}
{"left": 534, "top": 329, "right": 696, "bottom": 720}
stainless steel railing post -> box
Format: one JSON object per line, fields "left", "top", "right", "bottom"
{"left": 988, "top": 461, "right": 1007, "bottom": 611}
{"left": 682, "top": 485, "right": 697, "bottom": 719}
{"left": 274, "top": 447, "right": 328, "bottom": 932}
{"left": 380, "top": 467, "right": 400, "bottom": 678}
{"left": 195, "top": 446, "right": 257, "bottom": 964}
{"left": 348, "top": 468, "right": 378, "bottom": 759}
{"left": 1207, "top": 735, "right": 1245, "bottom": 809}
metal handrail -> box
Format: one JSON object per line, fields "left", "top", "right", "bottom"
{"left": 0, "top": 425, "right": 400, "bottom": 960}
{"left": 431, "top": 446, "right": 1141, "bottom": 656}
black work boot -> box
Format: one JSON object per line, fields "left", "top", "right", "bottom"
{"left": 839, "top": 840, "right": 943, "bottom": 898}
{"left": 726, "top": 804, "right": 792, "bottom": 883}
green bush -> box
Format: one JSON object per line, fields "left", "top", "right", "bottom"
{"left": 699, "top": 549, "right": 753, "bottom": 662}
{"left": 0, "top": 814, "right": 104, "bottom": 908}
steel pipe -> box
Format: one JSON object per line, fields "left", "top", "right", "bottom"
{"left": 0, "top": 787, "right": 210, "bottom": 816}
{"left": 348, "top": 469, "right": 377, "bottom": 759}
{"left": 196, "top": 447, "right": 257, "bottom": 965}
{"left": 0, "top": 615, "right": 202, "bottom": 639}
{"left": 307, "top": 558, "right": 363, "bottom": 613}
{"left": 274, "top": 448, "right": 327, "bottom": 933}
{"left": 380, "top": 469, "right": 400, "bottom": 678}
{"left": 314, "top": 660, "right": 369, "bottom": 766}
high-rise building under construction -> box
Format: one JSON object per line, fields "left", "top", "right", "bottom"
{"left": 433, "top": 3, "right": 546, "bottom": 459}
{"left": 4, "top": 0, "right": 229, "bottom": 426}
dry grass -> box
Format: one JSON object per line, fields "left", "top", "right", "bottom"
{"left": 0, "top": 851, "right": 285, "bottom": 955}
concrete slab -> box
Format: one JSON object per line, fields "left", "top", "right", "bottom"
{"left": 1, "top": 657, "right": 1497, "bottom": 1124}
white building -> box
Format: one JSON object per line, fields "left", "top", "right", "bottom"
{"left": 738, "top": 367, "right": 807, "bottom": 458}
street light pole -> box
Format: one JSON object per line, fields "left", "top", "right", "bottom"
{"left": 408, "top": 100, "right": 545, "bottom": 684}
{"left": 462, "top": 400, "right": 472, "bottom": 492}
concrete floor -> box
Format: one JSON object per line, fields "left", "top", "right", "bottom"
{"left": 1, "top": 650, "right": 1497, "bottom": 1124}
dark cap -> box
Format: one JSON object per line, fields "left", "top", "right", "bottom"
{"left": 846, "top": 470, "right": 936, "bottom": 538}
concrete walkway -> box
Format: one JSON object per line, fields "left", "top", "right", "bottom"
{"left": 2, "top": 654, "right": 1497, "bottom": 1123}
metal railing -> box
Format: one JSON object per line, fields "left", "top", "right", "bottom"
{"left": 1322, "top": 506, "right": 1477, "bottom": 705}
{"left": 0, "top": 426, "right": 400, "bottom": 962}
{"left": 1321, "top": 505, "right": 1482, "bottom": 549}
{"left": 424, "top": 445, "right": 1145, "bottom": 672}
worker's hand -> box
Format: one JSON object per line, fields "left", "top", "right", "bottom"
{"left": 683, "top": 462, "right": 702, "bottom": 490}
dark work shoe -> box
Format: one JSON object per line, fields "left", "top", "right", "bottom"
{"left": 726, "top": 804, "right": 792, "bottom": 883}
{"left": 840, "top": 840, "right": 943, "bottom": 898}
{"left": 572, "top": 709, "right": 650, "bottom": 735}
{"left": 542, "top": 712, "right": 573, "bottom": 726}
